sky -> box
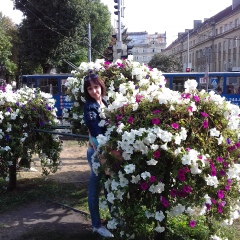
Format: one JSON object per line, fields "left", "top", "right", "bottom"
{"left": 1, "top": 0, "right": 233, "bottom": 46}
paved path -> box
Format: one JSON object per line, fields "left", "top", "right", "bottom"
{"left": 0, "top": 201, "right": 93, "bottom": 240}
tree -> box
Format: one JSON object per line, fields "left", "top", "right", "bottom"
{"left": 0, "top": 13, "right": 18, "bottom": 81}
{"left": 14, "top": 0, "right": 112, "bottom": 73}
{"left": 148, "top": 53, "right": 183, "bottom": 73}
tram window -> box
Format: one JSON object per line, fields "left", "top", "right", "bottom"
{"left": 27, "top": 78, "right": 35, "bottom": 88}
{"left": 37, "top": 78, "right": 58, "bottom": 95}
{"left": 226, "top": 77, "right": 239, "bottom": 94}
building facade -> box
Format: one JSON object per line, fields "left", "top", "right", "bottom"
{"left": 128, "top": 31, "right": 167, "bottom": 64}
{"left": 162, "top": 0, "right": 240, "bottom": 72}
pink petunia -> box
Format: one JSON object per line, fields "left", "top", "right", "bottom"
{"left": 217, "top": 206, "right": 223, "bottom": 213}
{"left": 203, "top": 120, "right": 208, "bottom": 129}
{"left": 217, "top": 190, "right": 225, "bottom": 199}
{"left": 128, "top": 116, "right": 134, "bottom": 124}
{"left": 136, "top": 94, "right": 143, "bottom": 103}
{"left": 183, "top": 185, "right": 192, "bottom": 193}
{"left": 152, "top": 109, "right": 161, "bottom": 114}
{"left": 152, "top": 118, "right": 160, "bottom": 125}
{"left": 160, "top": 196, "right": 169, "bottom": 208}
{"left": 140, "top": 182, "right": 149, "bottom": 190}
{"left": 153, "top": 150, "right": 161, "bottom": 159}
{"left": 149, "top": 176, "right": 156, "bottom": 183}
{"left": 216, "top": 157, "right": 224, "bottom": 162}
{"left": 178, "top": 174, "right": 186, "bottom": 182}
{"left": 201, "top": 112, "right": 209, "bottom": 117}
{"left": 171, "top": 123, "right": 179, "bottom": 130}
{"left": 187, "top": 106, "right": 193, "bottom": 112}
{"left": 189, "top": 220, "right": 196, "bottom": 228}
{"left": 170, "top": 189, "right": 177, "bottom": 197}
{"left": 193, "top": 95, "right": 200, "bottom": 102}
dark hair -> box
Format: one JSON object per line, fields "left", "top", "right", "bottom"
{"left": 83, "top": 74, "right": 106, "bottom": 100}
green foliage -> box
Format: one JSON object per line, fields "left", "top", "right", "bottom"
{"left": 148, "top": 53, "right": 183, "bottom": 72}
{"left": 0, "top": 85, "right": 62, "bottom": 190}
{"left": 14, "top": 0, "right": 112, "bottom": 73}
{"left": 0, "top": 13, "right": 17, "bottom": 77}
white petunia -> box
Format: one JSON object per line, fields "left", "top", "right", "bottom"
{"left": 210, "top": 128, "right": 220, "bottom": 137}
{"left": 205, "top": 175, "right": 219, "bottom": 188}
{"left": 155, "top": 211, "right": 165, "bottom": 222}
{"left": 124, "top": 164, "right": 136, "bottom": 174}
{"left": 131, "top": 174, "right": 141, "bottom": 184}
{"left": 141, "top": 171, "right": 151, "bottom": 180}
{"left": 146, "top": 158, "right": 158, "bottom": 165}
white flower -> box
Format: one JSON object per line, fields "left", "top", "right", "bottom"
{"left": 141, "top": 171, "right": 151, "bottom": 180}
{"left": 149, "top": 182, "right": 165, "bottom": 194}
{"left": 155, "top": 224, "right": 165, "bottom": 233}
{"left": 155, "top": 211, "right": 165, "bottom": 222}
{"left": 210, "top": 128, "right": 220, "bottom": 137}
{"left": 124, "top": 164, "right": 135, "bottom": 174}
{"left": 184, "top": 79, "right": 198, "bottom": 92}
{"left": 107, "top": 192, "right": 115, "bottom": 204}
{"left": 205, "top": 175, "right": 219, "bottom": 188}
{"left": 107, "top": 218, "right": 118, "bottom": 229}
{"left": 131, "top": 174, "right": 141, "bottom": 184}
{"left": 146, "top": 158, "right": 158, "bottom": 165}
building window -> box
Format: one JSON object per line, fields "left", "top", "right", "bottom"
{"left": 229, "top": 39, "right": 232, "bottom": 49}
{"left": 223, "top": 41, "right": 226, "bottom": 51}
{"left": 218, "top": 42, "right": 221, "bottom": 52}
{"left": 224, "top": 24, "right": 228, "bottom": 32}
{"left": 216, "top": 28, "right": 218, "bottom": 35}
{"left": 229, "top": 22, "right": 233, "bottom": 30}
{"left": 220, "top": 27, "right": 223, "bottom": 34}
{"left": 152, "top": 48, "right": 155, "bottom": 52}
{"left": 235, "top": 18, "right": 239, "bottom": 27}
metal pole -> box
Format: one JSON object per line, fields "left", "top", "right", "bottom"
{"left": 118, "top": 0, "right": 122, "bottom": 42}
{"left": 187, "top": 31, "right": 189, "bottom": 68}
{"left": 88, "top": 23, "right": 91, "bottom": 62}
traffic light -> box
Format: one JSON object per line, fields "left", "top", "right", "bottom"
{"left": 127, "top": 45, "right": 134, "bottom": 56}
{"left": 107, "top": 46, "right": 114, "bottom": 62}
{"left": 186, "top": 67, "right": 190, "bottom": 72}
{"left": 114, "top": 0, "right": 120, "bottom": 15}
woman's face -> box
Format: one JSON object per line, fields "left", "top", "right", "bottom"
{"left": 87, "top": 81, "right": 102, "bottom": 101}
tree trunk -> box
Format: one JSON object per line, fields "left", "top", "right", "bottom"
{"left": 8, "top": 158, "right": 17, "bottom": 191}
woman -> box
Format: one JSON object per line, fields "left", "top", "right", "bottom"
{"left": 83, "top": 73, "right": 114, "bottom": 238}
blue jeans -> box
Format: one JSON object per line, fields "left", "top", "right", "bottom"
{"left": 87, "top": 146, "right": 107, "bottom": 228}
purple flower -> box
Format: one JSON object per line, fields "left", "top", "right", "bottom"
{"left": 153, "top": 150, "right": 161, "bottom": 159}
{"left": 140, "top": 182, "right": 149, "bottom": 190}
{"left": 152, "top": 109, "right": 161, "bottom": 114}
{"left": 136, "top": 94, "right": 143, "bottom": 103}
{"left": 127, "top": 116, "right": 134, "bottom": 124}
{"left": 219, "top": 169, "right": 226, "bottom": 176}
{"left": 170, "top": 189, "right": 177, "bottom": 197}
{"left": 152, "top": 118, "right": 160, "bottom": 125}
{"left": 216, "top": 157, "right": 224, "bottom": 162}
{"left": 211, "top": 198, "right": 216, "bottom": 204}
{"left": 193, "top": 95, "right": 200, "bottom": 102}
{"left": 149, "top": 176, "right": 156, "bottom": 183}
{"left": 227, "top": 138, "right": 231, "bottom": 144}
{"left": 160, "top": 196, "right": 169, "bottom": 207}
{"left": 189, "top": 220, "right": 196, "bottom": 228}
{"left": 201, "top": 112, "right": 209, "bottom": 117}
{"left": 183, "top": 185, "right": 192, "bottom": 193}
{"left": 217, "top": 190, "right": 225, "bottom": 199}
{"left": 178, "top": 174, "right": 186, "bottom": 182}
{"left": 203, "top": 120, "right": 208, "bottom": 129}
{"left": 171, "top": 123, "right": 179, "bottom": 130}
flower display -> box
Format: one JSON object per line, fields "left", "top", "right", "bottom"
{"left": 65, "top": 58, "right": 240, "bottom": 239}
{"left": 0, "top": 85, "right": 62, "bottom": 189}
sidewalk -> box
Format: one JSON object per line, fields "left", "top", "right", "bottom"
{"left": 0, "top": 201, "right": 93, "bottom": 240}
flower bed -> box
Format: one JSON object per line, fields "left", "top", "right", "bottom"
{"left": 65, "top": 59, "right": 240, "bottom": 239}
